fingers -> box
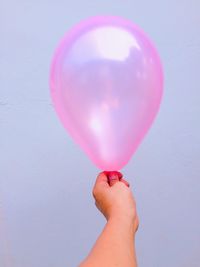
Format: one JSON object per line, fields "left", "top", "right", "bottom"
{"left": 120, "top": 178, "right": 130, "bottom": 187}
{"left": 104, "top": 171, "right": 122, "bottom": 186}
{"left": 109, "top": 178, "right": 119, "bottom": 186}
{"left": 93, "top": 171, "right": 130, "bottom": 196}
{"left": 107, "top": 172, "right": 130, "bottom": 187}
{"left": 107, "top": 172, "right": 121, "bottom": 186}
{"left": 104, "top": 171, "right": 130, "bottom": 188}
{"left": 95, "top": 172, "right": 109, "bottom": 185}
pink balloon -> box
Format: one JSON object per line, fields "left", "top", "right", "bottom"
{"left": 50, "top": 16, "right": 164, "bottom": 171}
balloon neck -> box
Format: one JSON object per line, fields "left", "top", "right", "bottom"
{"left": 103, "top": 171, "right": 123, "bottom": 185}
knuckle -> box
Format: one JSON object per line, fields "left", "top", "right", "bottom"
{"left": 92, "top": 188, "right": 96, "bottom": 198}
{"left": 92, "top": 187, "right": 99, "bottom": 199}
{"left": 135, "top": 218, "right": 140, "bottom": 232}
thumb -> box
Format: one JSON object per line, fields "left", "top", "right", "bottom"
{"left": 93, "top": 172, "right": 109, "bottom": 191}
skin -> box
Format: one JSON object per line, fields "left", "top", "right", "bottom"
{"left": 79, "top": 172, "right": 139, "bottom": 267}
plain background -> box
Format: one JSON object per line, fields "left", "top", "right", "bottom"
{"left": 0, "top": 0, "right": 200, "bottom": 266}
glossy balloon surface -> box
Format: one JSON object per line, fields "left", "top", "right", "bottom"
{"left": 50, "top": 16, "right": 163, "bottom": 170}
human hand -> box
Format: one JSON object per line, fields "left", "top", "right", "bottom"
{"left": 92, "top": 172, "right": 139, "bottom": 233}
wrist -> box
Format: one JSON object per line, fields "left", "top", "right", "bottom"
{"left": 107, "top": 215, "right": 136, "bottom": 236}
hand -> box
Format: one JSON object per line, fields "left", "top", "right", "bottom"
{"left": 92, "top": 172, "right": 139, "bottom": 233}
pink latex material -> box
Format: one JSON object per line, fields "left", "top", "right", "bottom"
{"left": 50, "top": 16, "right": 164, "bottom": 171}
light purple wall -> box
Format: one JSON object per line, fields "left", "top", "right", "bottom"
{"left": 0, "top": 0, "right": 200, "bottom": 266}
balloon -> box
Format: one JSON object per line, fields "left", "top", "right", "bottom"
{"left": 50, "top": 16, "right": 164, "bottom": 171}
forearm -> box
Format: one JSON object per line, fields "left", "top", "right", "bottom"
{"left": 80, "top": 216, "right": 137, "bottom": 267}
